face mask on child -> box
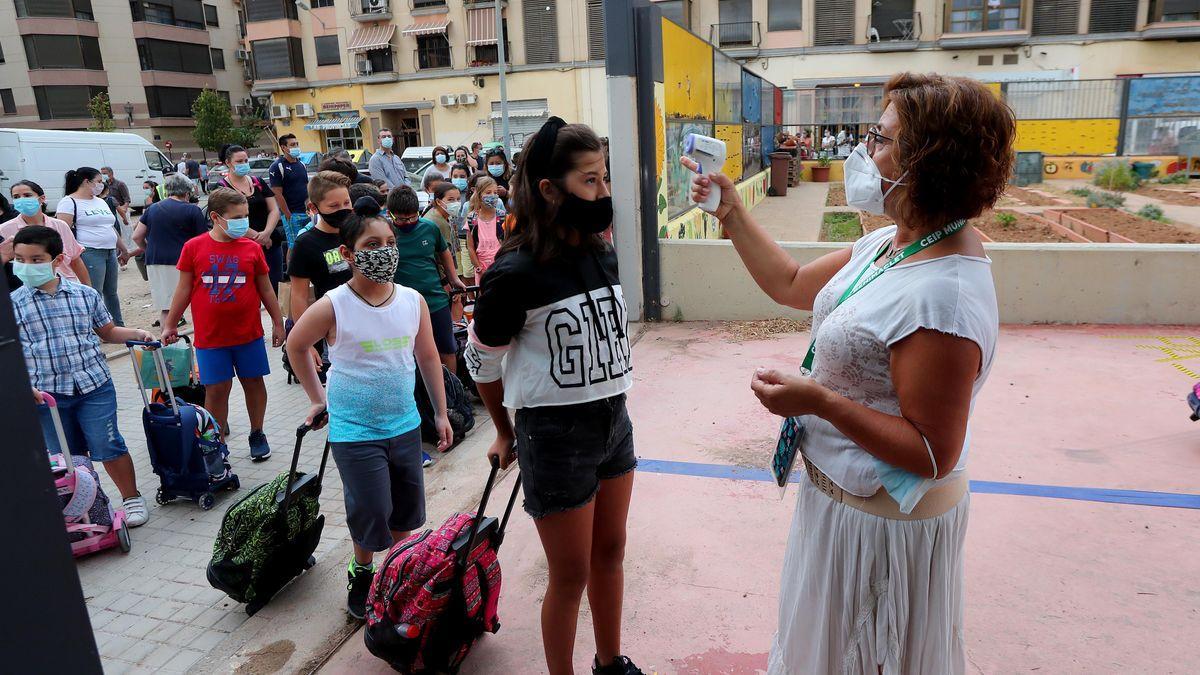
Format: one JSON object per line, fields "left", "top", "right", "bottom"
{"left": 487, "top": 165, "right": 504, "bottom": 178}
{"left": 219, "top": 215, "right": 250, "bottom": 238}
{"left": 13, "top": 261, "right": 56, "bottom": 287}
{"left": 482, "top": 195, "right": 500, "bottom": 209}
{"left": 451, "top": 178, "right": 469, "bottom": 191}
{"left": 353, "top": 246, "right": 399, "bottom": 284}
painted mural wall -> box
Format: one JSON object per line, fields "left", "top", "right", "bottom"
{"left": 1013, "top": 119, "right": 1121, "bottom": 156}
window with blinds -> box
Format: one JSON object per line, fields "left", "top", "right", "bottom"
{"left": 1032, "top": 0, "right": 1079, "bottom": 35}
{"left": 34, "top": 85, "right": 106, "bottom": 120}
{"left": 23, "top": 35, "right": 104, "bottom": 70}
{"left": 813, "top": 0, "right": 855, "bottom": 46}
{"left": 136, "top": 38, "right": 213, "bottom": 74}
{"left": 251, "top": 37, "right": 304, "bottom": 79}
{"left": 523, "top": 0, "right": 559, "bottom": 65}
{"left": 14, "top": 0, "right": 93, "bottom": 20}
{"left": 587, "top": 0, "right": 605, "bottom": 61}
{"left": 1088, "top": 0, "right": 1137, "bottom": 32}
{"left": 315, "top": 35, "right": 340, "bottom": 66}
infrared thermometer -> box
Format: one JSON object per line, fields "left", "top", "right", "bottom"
{"left": 684, "top": 133, "right": 726, "bottom": 213}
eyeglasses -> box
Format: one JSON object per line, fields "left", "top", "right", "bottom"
{"left": 393, "top": 215, "right": 419, "bottom": 226}
{"left": 866, "top": 127, "right": 895, "bottom": 152}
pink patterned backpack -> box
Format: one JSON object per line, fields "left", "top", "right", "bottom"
{"left": 364, "top": 462, "right": 521, "bottom": 673}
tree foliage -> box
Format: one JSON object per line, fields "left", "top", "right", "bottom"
{"left": 87, "top": 92, "right": 115, "bottom": 132}
{"left": 192, "top": 89, "right": 267, "bottom": 152}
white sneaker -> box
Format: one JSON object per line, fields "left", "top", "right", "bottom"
{"left": 123, "top": 494, "right": 149, "bottom": 527}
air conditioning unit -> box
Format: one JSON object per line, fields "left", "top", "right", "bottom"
{"left": 458, "top": 93, "right": 478, "bottom": 105}
{"left": 241, "top": 97, "right": 253, "bottom": 107}
{"left": 439, "top": 94, "right": 459, "bottom": 107}
{"left": 269, "top": 104, "right": 291, "bottom": 119}
{"left": 294, "top": 103, "right": 315, "bottom": 117}
{"left": 367, "top": 0, "right": 386, "bottom": 11}
{"left": 357, "top": 60, "right": 373, "bottom": 76}
{"left": 235, "top": 49, "right": 249, "bottom": 61}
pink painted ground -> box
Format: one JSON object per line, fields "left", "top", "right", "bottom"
{"left": 322, "top": 323, "right": 1200, "bottom": 674}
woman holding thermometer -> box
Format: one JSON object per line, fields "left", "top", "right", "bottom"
{"left": 685, "top": 73, "right": 1010, "bottom": 673}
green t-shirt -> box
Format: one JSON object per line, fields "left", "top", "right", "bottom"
{"left": 392, "top": 218, "right": 451, "bottom": 312}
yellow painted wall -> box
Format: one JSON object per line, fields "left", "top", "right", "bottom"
{"left": 663, "top": 18, "right": 714, "bottom": 121}
{"left": 799, "top": 159, "right": 846, "bottom": 181}
{"left": 714, "top": 124, "right": 743, "bottom": 182}
{"left": 663, "top": 169, "right": 770, "bottom": 240}
{"left": 1042, "top": 155, "right": 1187, "bottom": 180}
{"left": 984, "top": 82, "right": 1002, "bottom": 98}
{"left": 1014, "top": 119, "right": 1120, "bottom": 156}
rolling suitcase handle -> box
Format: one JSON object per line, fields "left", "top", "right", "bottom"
{"left": 281, "top": 410, "right": 331, "bottom": 512}
{"left": 460, "top": 451, "right": 522, "bottom": 563}
{"left": 124, "top": 340, "right": 179, "bottom": 417}
{"left": 42, "top": 393, "right": 75, "bottom": 475}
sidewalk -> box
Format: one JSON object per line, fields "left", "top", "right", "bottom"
{"left": 321, "top": 322, "right": 1200, "bottom": 673}
{"left": 754, "top": 181, "right": 827, "bottom": 241}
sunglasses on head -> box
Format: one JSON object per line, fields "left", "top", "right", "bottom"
{"left": 485, "top": 148, "right": 507, "bottom": 158}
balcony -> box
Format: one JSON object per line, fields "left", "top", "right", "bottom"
{"left": 414, "top": 44, "right": 452, "bottom": 70}
{"left": 709, "top": 21, "right": 760, "bottom": 49}
{"left": 866, "top": 11, "right": 921, "bottom": 52}
{"left": 351, "top": 0, "right": 392, "bottom": 22}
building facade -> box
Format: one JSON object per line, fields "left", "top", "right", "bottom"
{"left": 246, "top": 0, "right": 610, "bottom": 154}
{"left": 0, "top": 0, "right": 255, "bottom": 156}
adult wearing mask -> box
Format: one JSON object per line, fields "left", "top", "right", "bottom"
{"left": 270, "top": 133, "right": 311, "bottom": 247}
{"left": 219, "top": 145, "right": 284, "bottom": 293}
{"left": 423, "top": 145, "right": 453, "bottom": 184}
{"left": 686, "top": 72, "right": 1007, "bottom": 672}
{"left": 368, "top": 128, "right": 409, "bottom": 191}
{"left": 56, "top": 167, "right": 130, "bottom": 326}
{"left": 483, "top": 147, "right": 512, "bottom": 200}
{"left": 100, "top": 167, "right": 131, "bottom": 232}
{"left": 1, "top": 180, "right": 90, "bottom": 286}
{"left": 453, "top": 146, "right": 472, "bottom": 170}
{"left": 132, "top": 173, "right": 207, "bottom": 328}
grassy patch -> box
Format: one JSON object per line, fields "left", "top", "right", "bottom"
{"left": 821, "top": 212, "right": 862, "bottom": 242}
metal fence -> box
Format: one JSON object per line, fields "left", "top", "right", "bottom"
{"left": 1005, "top": 79, "right": 1124, "bottom": 120}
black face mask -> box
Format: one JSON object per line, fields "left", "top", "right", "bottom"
{"left": 319, "top": 208, "right": 353, "bottom": 230}
{"left": 556, "top": 192, "right": 613, "bottom": 235}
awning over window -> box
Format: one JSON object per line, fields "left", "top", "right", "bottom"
{"left": 402, "top": 16, "right": 450, "bottom": 36}
{"left": 305, "top": 115, "right": 364, "bottom": 131}
{"left": 489, "top": 107, "right": 547, "bottom": 120}
{"left": 347, "top": 25, "right": 396, "bottom": 53}
{"left": 466, "top": 8, "right": 497, "bottom": 46}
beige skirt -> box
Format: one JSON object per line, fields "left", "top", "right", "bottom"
{"left": 769, "top": 477, "right": 969, "bottom": 674}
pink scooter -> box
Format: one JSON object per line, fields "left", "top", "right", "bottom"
{"left": 45, "top": 393, "right": 132, "bottom": 557}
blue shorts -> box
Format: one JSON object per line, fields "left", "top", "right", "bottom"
{"left": 429, "top": 305, "right": 457, "bottom": 356}
{"left": 39, "top": 379, "right": 129, "bottom": 463}
{"left": 196, "top": 338, "right": 271, "bottom": 385}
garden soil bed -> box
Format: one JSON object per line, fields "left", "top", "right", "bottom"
{"left": 970, "top": 210, "right": 1074, "bottom": 243}
{"left": 860, "top": 213, "right": 894, "bottom": 233}
{"left": 1134, "top": 186, "right": 1200, "bottom": 207}
{"left": 1064, "top": 208, "right": 1200, "bottom": 243}
{"left": 825, "top": 183, "right": 846, "bottom": 206}
{"left": 1003, "top": 186, "right": 1064, "bottom": 207}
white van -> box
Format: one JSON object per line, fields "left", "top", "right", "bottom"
{"left": 0, "top": 129, "right": 173, "bottom": 211}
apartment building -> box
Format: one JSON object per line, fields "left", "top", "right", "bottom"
{"left": 246, "top": 0, "right": 610, "bottom": 153}
{"left": 0, "top": 0, "right": 255, "bottom": 155}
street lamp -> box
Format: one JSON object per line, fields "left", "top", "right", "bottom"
{"left": 294, "top": 0, "right": 328, "bottom": 29}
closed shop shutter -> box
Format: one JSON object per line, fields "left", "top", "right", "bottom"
{"left": 1032, "top": 0, "right": 1079, "bottom": 35}
{"left": 523, "top": 0, "right": 558, "bottom": 64}
{"left": 587, "top": 0, "right": 605, "bottom": 61}
{"left": 1088, "top": 0, "right": 1138, "bottom": 33}
{"left": 491, "top": 99, "right": 549, "bottom": 146}
{"left": 813, "top": 0, "right": 854, "bottom": 47}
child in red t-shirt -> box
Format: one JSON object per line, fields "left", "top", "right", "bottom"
{"left": 162, "top": 188, "right": 285, "bottom": 461}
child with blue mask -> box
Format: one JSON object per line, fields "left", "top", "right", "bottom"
{"left": 2, "top": 180, "right": 90, "bottom": 285}
{"left": 483, "top": 149, "right": 511, "bottom": 202}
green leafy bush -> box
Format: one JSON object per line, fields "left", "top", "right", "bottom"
{"left": 1136, "top": 204, "right": 1166, "bottom": 221}
{"left": 1086, "top": 191, "right": 1126, "bottom": 209}
{"left": 994, "top": 212, "right": 1018, "bottom": 227}
{"left": 1091, "top": 160, "right": 1141, "bottom": 191}
{"left": 1068, "top": 187, "right": 1094, "bottom": 198}
{"left": 1159, "top": 172, "right": 1189, "bottom": 185}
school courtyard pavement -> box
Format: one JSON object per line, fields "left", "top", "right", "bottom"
{"left": 71, "top": 314, "right": 1200, "bottom": 673}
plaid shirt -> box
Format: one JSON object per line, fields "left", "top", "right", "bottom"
{"left": 13, "top": 277, "right": 113, "bottom": 395}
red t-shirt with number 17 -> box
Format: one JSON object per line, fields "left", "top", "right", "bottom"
{"left": 176, "top": 233, "right": 269, "bottom": 349}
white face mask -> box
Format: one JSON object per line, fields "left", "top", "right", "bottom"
{"left": 843, "top": 143, "right": 906, "bottom": 215}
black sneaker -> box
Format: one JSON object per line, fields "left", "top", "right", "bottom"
{"left": 249, "top": 430, "right": 271, "bottom": 462}
{"left": 346, "top": 560, "right": 374, "bottom": 620}
{"left": 593, "top": 655, "right": 645, "bottom": 675}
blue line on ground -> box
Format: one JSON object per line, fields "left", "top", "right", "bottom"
{"left": 635, "top": 458, "right": 1200, "bottom": 510}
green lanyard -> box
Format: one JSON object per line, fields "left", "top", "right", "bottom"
{"left": 800, "top": 219, "right": 967, "bottom": 374}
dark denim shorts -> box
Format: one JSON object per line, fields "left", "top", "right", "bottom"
{"left": 515, "top": 394, "right": 636, "bottom": 519}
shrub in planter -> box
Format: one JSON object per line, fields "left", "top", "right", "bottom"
{"left": 1159, "top": 172, "right": 1189, "bottom": 185}
{"left": 1136, "top": 204, "right": 1167, "bottom": 221}
{"left": 994, "top": 212, "right": 1017, "bottom": 227}
{"left": 1091, "top": 160, "right": 1141, "bottom": 191}
{"left": 1086, "top": 191, "right": 1126, "bottom": 209}
{"left": 1068, "top": 187, "right": 1094, "bottom": 198}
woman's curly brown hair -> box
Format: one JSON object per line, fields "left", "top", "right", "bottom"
{"left": 885, "top": 72, "right": 1016, "bottom": 228}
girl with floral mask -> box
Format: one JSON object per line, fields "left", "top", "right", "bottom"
{"left": 1, "top": 180, "right": 90, "bottom": 286}
{"left": 285, "top": 198, "right": 451, "bottom": 621}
